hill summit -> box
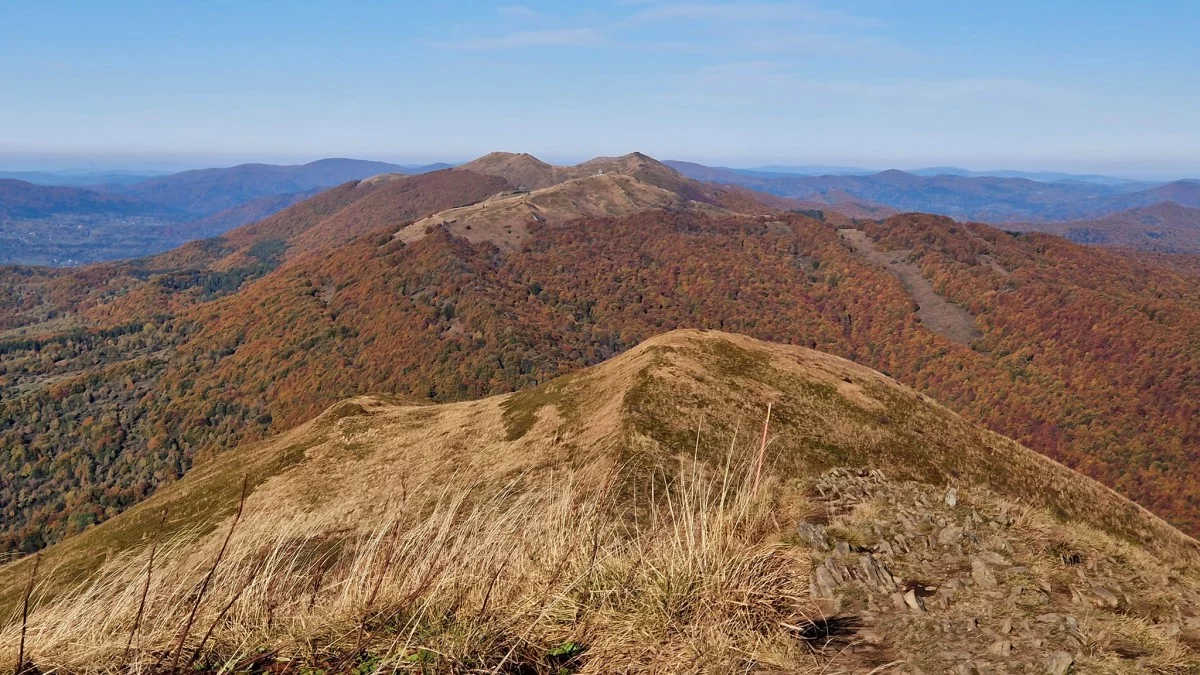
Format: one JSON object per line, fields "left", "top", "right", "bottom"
{"left": 455, "top": 151, "right": 780, "bottom": 209}
{"left": 458, "top": 151, "right": 570, "bottom": 190}
{"left": 4, "top": 330, "right": 1198, "bottom": 673}
{"left": 455, "top": 151, "right": 686, "bottom": 191}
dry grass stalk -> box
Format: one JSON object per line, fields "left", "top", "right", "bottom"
{"left": 15, "top": 553, "right": 39, "bottom": 675}
{"left": 168, "top": 476, "right": 248, "bottom": 674}
{"left": 123, "top": 508, "right": 168, "bottom": 665}
{"left": 187, "top": 552, "right": 267, "bottom": 668}
{"left": 350, "top": 520, "right": 402, "bottom": 661}
{"left": 0, "top": 447, "right": 818, "bottom": 673}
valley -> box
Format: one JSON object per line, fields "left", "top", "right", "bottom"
{"left": 0, "top": 214, "right": 177, "bottom": 266}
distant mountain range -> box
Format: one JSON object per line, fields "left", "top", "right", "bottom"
{"left": 725, "top": 163, "right": 1167, "bottom": 186}
{"left": 108, "top": 158, "right": 447, "bottom": 218}
{"left": 0, "top": 170, "right": 166, "bottom": 187}
{"left": 3, "top": 154, "right": 1199, "bottom": 266}
{"left": 666, "top": 160, "right": 1200, "bottom": 225}
{"left": 3, "top": 150, "right": 1199, "bottom": 577}
{"left": 902, "top": 166, "right": 1154, "bottom": 186}
{"left": 739, "top": 163, "right": 876, "bottom": 176}
{"left": 0, "top": 159, "right": 449, "bottom": 265}
{"left": 1009, "top": 201, "right": 1200, "bottom": 254}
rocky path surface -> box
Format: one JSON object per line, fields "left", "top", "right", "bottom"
{"left": 796, "top": 469, "right": 1200, "bottom": 673}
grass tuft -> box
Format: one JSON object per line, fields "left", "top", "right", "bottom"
{"left": 1, "top": 454, "right": 821, "bottom": 673}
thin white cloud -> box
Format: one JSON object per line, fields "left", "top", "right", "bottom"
{"left": 627, "top": 1, "right": 874, "bottom": 26}
{"left": 616, "top": 1, "right": 893, "bottom": 57}
{"left": 681, "top": 62, "right": 1077, "bottom": 104}
{"left": 739, "top": 32, "right": 901, "bottom": 56}
{"left": 431, "top": 28, "right": 602, "bottom": 50}
{"left": 497, "top": 5, "right": 545, "bottom": 22}
{"left": 430, "top": 2, "right": 888, "bottom": 56}
{"left": 820, "top": 78, "right": 1073, "bottom": 103}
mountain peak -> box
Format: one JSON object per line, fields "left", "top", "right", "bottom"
{"left": 579, "top": 151, "right": 669, "bottom": 172}
{"left": 458, "top": 150, "right": 687, "bottom": 192}
{"left": 458, "top": 152, "right": 562, "bottom": 189}
{"left": 461, "top": 151, "right": 553, "bottom": 170}
{"left": 468, "top": 151, "right": 548, "bottom": 164}
{"left": 873, "top": 168, "right": 918, "bottom": 180}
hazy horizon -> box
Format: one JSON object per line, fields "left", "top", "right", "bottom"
{"left": 1, "top": 151, "right": 1197, "bottom": 183}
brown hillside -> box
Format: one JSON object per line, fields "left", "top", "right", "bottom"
{"left": 575, "top": 152, "right": 798, "bottom": 214}
{"left": 397, "top": 172, "right": 731, "bottom": 251}
{"left": 3, "top": 330, "right": 1198, "bottom": 673}
{"left": 458, "top": 151, "right": 578, "bottom": 190}
{"left": 578, "top": 151, "right": 705, "bottom": 194}
{"left": 212, "top": 169, "right": 512, "bottom": 268}
{"left": 460, "top": 151, "right": 795, "bottom": 214}
{"left": 2, "top": 167, "right": 1199, "bottom": 564}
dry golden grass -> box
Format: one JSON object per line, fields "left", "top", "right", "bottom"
{"left": 396, "top": 173, "right": 728, "bottom": 251}
{"left": 5, "top": 329, "right": 1197, "bottom": 609}
{"left": 5, "top": 329, "right": 1200, "bottom": 673}
{"left": 0, "top": 456, "right": 836, "bottom": 674}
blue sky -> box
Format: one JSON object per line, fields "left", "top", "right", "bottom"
{"left": 1, "top": 0, "right": 1198, "bottom": 176}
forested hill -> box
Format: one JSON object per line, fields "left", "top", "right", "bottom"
{"left": 1, "top": 155, "right": 1198, "bottom": 560}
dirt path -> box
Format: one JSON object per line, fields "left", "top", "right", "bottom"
{"left": 838, "top": 229, "right": 982, "bottom": 345}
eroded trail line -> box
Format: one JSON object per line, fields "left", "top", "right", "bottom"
{"left": 838, "top": 229, "right": 982, "bottom": 345}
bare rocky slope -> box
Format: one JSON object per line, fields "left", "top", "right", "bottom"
{"left": 2, "top": 330, "right": 1198, "bottom": 673}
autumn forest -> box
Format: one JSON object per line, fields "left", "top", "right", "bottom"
{"left": 2, "top": 168, "right": 1198, "bottom": 559}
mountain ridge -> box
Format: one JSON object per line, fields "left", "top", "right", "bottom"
{"left": 0, "top": 159, "right": 448, "bottom": 265}
{"left": 1, "top": 153, "right": 1199, "bottom": 567}
{"left": 0, "top": 179, "right": 165, "bottom": 220}
{"left": 395, "top": 172, "right": 731, "bottom": 252}
{"left": 3, "top": 329, "right": 1198, "bottom": 672}
{"left": 8, "top": 153, "right": 1198, "bottom": 266}
{"left": 1012, "top": 201, "right": 1200, "bottom": 253}
{"left": 667, "top": 160, "right": 1200, "bottom": 226}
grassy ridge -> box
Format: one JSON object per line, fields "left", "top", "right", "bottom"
{"left": 3, "top": 329, "right": 1200, "bottom": 672}
{"left": 2, "top": 461, "right": 818, "bottom": 672}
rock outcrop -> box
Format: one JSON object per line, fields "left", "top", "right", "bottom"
{"left": 794, "top": 468, "right": 1200, "bottom": 673}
